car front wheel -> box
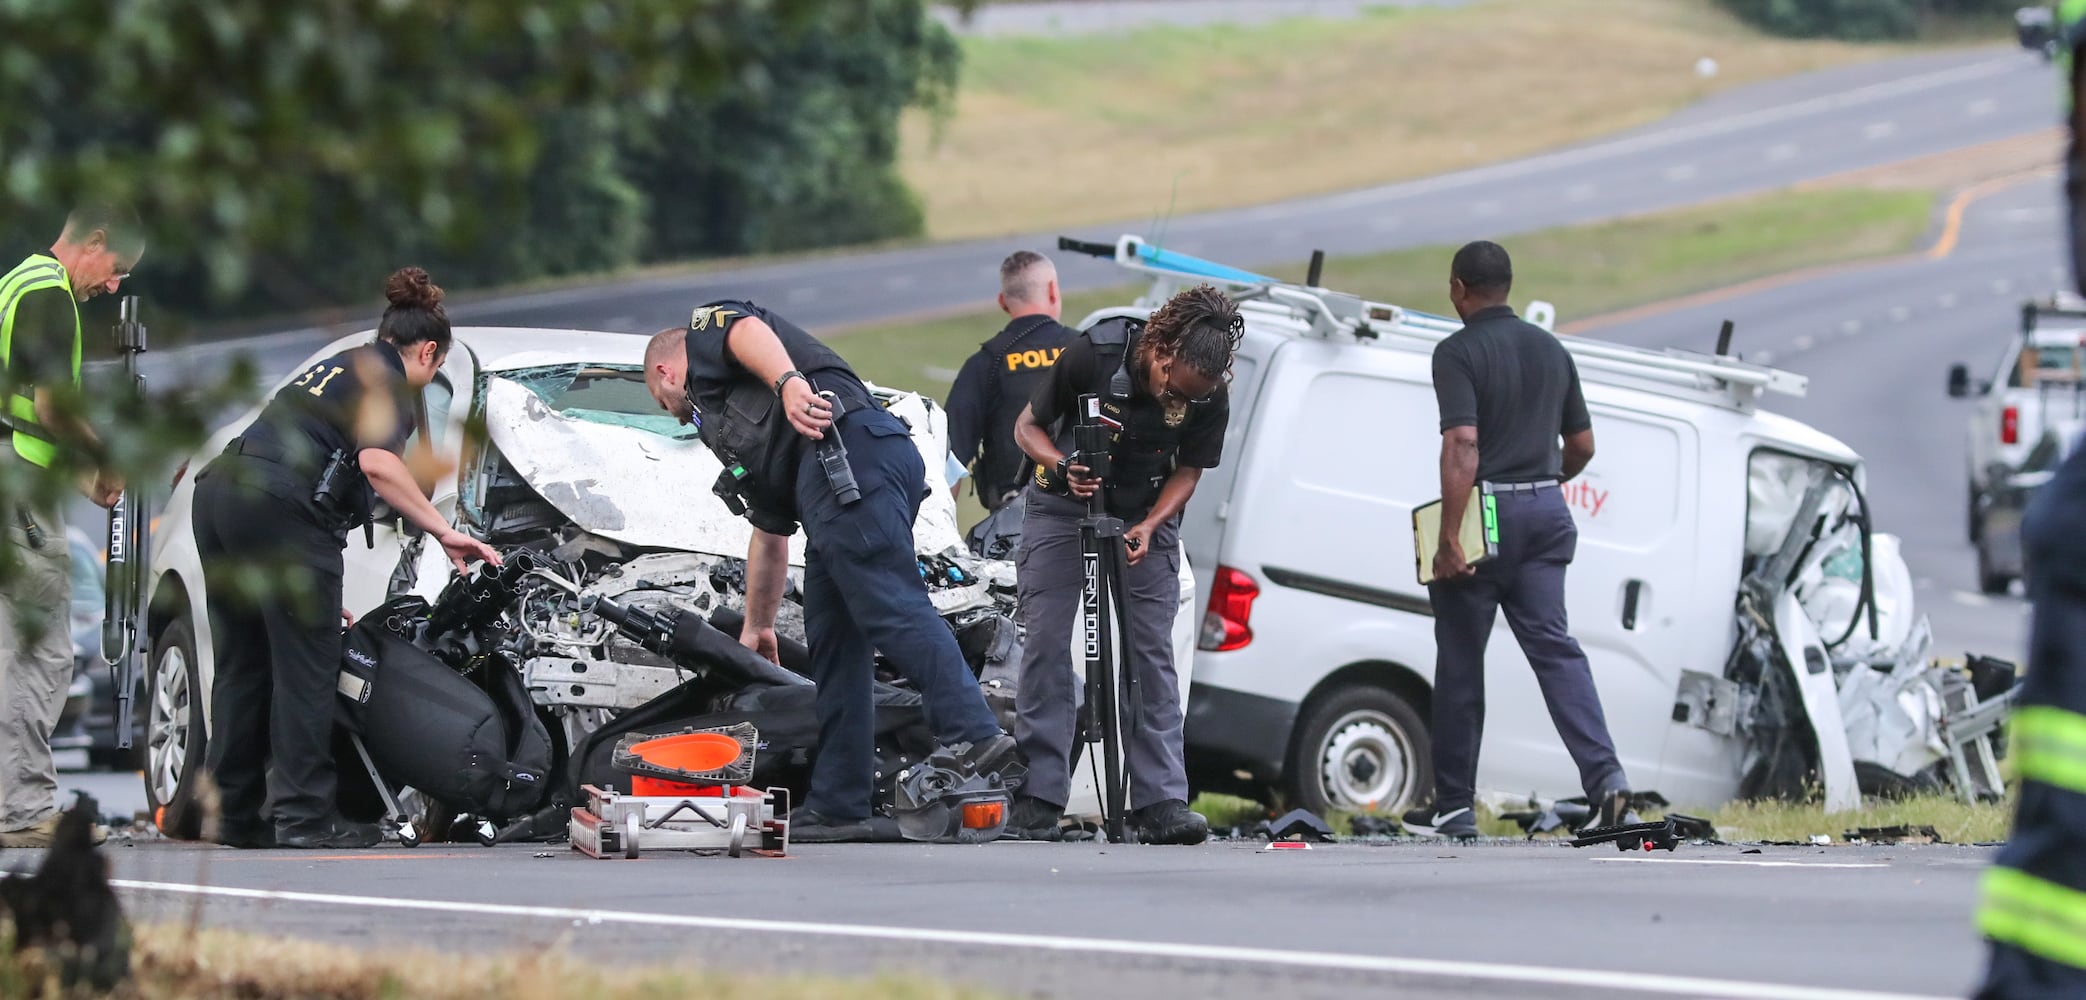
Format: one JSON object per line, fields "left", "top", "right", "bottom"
{"left": 1288, "top": 684, "right": 1431, "bottom": 817}
{"left": 144, "top": 616, "right": 207, "bottom": 840}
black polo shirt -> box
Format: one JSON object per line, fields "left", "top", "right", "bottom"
{"left": 1431, "top": 304, "right": 1591, "bottom": 483}
{"left": 682, "top": 299, "right": 872, "bottom": 535}
{"left": 245, "top": 340, "right": 420, "bottom": 476}
{"left": 945, "top": 314, "right": 1078, "bottom": 507}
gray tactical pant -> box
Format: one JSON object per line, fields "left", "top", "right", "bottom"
{"left": 0, "top": 504, "right": 73, "bottom": 832}
{"left": 1013, "top": 505, "right": 1188, "bottom": 811}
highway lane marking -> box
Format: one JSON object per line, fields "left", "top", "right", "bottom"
{"left": 1968, "top": 98, "right": 1997, "bottom": 116}
{"left": 1766, "top": 143, "right": 1798, "bottom": 162}
{"left": 1664, "top": 164, "right": 1699, "bottom": 182}
{"left": 1792, "top": 335, "right": 1816, "bottom": 351}
{"left": 1864, "top": 122, "right": 1899, "bottom": 140}
{"left": 1590, "top": 858, "right": 1888, "bottom": 869}
{"left": 1367, "top": 214, "right": 1403, "bottom": 232}
{"left": 110, "top": 878, "right": 1950, "bottom": 1000}
{"left": 1930, "top": 167, "right": 2058, "bottom": 261}
{"left": 1565, "top": 183, "right": 1597, "bottom": 202}
{"left": 1570, "top": 167, "right": 2052, "bottom": 336}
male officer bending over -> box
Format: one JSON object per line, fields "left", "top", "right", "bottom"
{"left": 1002, "top": 284, "right": 1243, "bottom": 844}
{"left": 646, "top": 301, "right": 1014, "bottom": 843}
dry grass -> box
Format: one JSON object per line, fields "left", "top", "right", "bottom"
{"left": 36, "top": 924, "right": 999, "bottom": 1000}
{"left": 901, "top": 0, "right": 1974, "bottom": 240}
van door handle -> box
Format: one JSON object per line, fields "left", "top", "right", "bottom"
{"left": 1622, "top": 580, "right": 1644, "bottom": 630}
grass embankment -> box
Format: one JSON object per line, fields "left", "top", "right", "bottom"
{"left": 16, "top": 925, "right": 997, "bottom": 1000}
{"left": 904, "top": 0, "right": 1973, "bottom": 241}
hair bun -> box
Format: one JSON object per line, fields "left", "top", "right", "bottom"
{"left": 385, "top": 266, "right": 444, "bottom": 312}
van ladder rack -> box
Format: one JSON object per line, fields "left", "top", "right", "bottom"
{"left": 1059, "top": 234, "right": 1808, "bottom": 411}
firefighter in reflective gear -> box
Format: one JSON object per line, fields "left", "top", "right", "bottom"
{"left": 1001, "top": 284, "right": 1241, "bottom": 845}
{"left": 946, "top": 251, "right": 1078, "bottom": 513}
{"left": 1971, "top": 4, "right": 2086, "bottom": 994}
{"left": 0, "top": 205, "right": 137, "bottom": 849}
{"left": 192, "top": 267, "right": 498, "bottom": 851}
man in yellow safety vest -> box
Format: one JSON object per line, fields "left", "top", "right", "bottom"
{"left": 0, "top": 204, "right": 140, "bottom": 848}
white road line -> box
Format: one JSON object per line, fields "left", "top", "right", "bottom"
{"left": 885, "top": 274, "right": 916, "bottom": 291}
{"left": 1863, "top": 122, "right": 1898, "bottom": 140}
{"left": 1842, "top": 319, "right": 1863, "bottom": 335}
{"left": 1968, "top": 98, "right": 1997, "bottom": 116}
{"left": 1308, "top": 55, "right": 2016, "bottom": 213}
{"left": 1472, "top": 200, "right": 1502, "bottom": 217}
{"left": 1368, "top": 215, "right": 1403, "bottom": 232}
{"left": 787, "top": 287, "right": 820, "bottom": 304}
{"left": 1954, "top": 591, "right": 1996, "bottom": 607}
{"left": 1565, "top": 183, "right": 1597, "bottom": 202}
{"left": 1888, "top": 306, "right": 1910, "bottom": 322}
{"left": 1754, "top": 349, "right": 1777, "bottom": 365}
{"left": 1590, "top": 858, "right": 1887, "bottom": 870}
{"left": 1993, "top": 278, "right": 2015, "bottom": 294}
{"left": 1663, "top": 164, "right": 1699, "bottom": 182}
{"left": 1938, "top": 293, "right": 1958, "bottom": 309}
{"left": 109, "top": 880, "right": 1948, "bottom": 1000}
{"left": 1792, "top": 335, "right": 1816, "bottom": 351}
{"left": 1766, "top": 144, "right": 1798, "bottom": 162}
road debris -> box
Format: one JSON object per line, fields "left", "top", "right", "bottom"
{"left": 1844, "top": 824, "right": 1944, "bottom": 845}
{"left": 1261, "top": 809, "right": 1334, "bottom": 843}
{"left": 1570, "top": 819, "right": 1682, "bottom": 852}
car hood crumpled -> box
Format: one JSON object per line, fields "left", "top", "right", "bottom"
{"left": 479, "top": 376, "right": 969, "bottom": 569}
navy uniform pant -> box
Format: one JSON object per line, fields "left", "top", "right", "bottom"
{"left": 1425, "top": 484, "right": 1627, "bottom": 812}
{"left": 1975, "top": 446, "right": 2086, "bottom": 999}
{"left": 1011, "top": 503, "right": 1187, "bottom": 811}
{"left": 793, "top": 406, "right": 1002, "bottom": 820}
{"left": 193, "top": 454, "right": 349, "bottom": 836}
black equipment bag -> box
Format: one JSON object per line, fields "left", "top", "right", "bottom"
{"left": 336, "top": 599, "right": 553, "bottom": 820}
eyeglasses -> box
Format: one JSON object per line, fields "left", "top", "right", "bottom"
{"left": 1156, "top": 361, "right": 1216, "bottom": 405}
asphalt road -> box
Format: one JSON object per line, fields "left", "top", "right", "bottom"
{"left": 1583, "top": 174, "right": 2061, "bottom": 665}
{"left": 95, "top": 839, "right": 1991, "bottom": 1000}
{"left": 132, "top": 45, "right": 2055, "bottom": 393}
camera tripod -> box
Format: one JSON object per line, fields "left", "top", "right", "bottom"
{"left": 1071, "top": 394, "right": 1140, "bottom": 844}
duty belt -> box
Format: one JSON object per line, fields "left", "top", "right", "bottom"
{"left": 1483, "top": 479, "right": 1559, "bottom": 494}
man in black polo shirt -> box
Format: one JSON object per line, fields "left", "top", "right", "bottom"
{"left": 946, "top": 250, "right": 1078, "bottom": 514}
{"left": 1406, "top": 241, "right": 1632, "bottom": 840}
{"left": 1001, "top": 284, "right": 1241, "bottom": 845}
{"left": 645, "top": 301, "right": 1014, "bottom": 843}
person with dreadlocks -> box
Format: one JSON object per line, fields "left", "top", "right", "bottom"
{"left": 1001, "top": 284, "right": 1244, "bottom": 844}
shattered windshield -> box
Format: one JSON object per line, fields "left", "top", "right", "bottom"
{"left": 499, "top": 364, "right": 697, "bottom": 441}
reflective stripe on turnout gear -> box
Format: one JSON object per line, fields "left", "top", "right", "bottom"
{"left": 2012, "top": 704, "right": 2086, "bottom": 797}
{"left": 1979, "top": 865, "right": 2086, "bottom": 971}
{"left": 0, "top": 255, "right": 80, "bottom": 469}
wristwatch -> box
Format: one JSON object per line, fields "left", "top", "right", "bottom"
{"left": 774, "top": 369, "right": 806, "bottom": 395}
{"left": 1055, "top": 455, "right": 1074, "bottom": 483}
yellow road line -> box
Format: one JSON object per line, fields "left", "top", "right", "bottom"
{"left": 1929, "top": 166, "right": 2058, "bottom": 261}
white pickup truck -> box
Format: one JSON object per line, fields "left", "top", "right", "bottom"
{"left": 1949, "top": 296, "right": 2086, "bottom": 592}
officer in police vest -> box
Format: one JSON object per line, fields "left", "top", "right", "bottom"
{"left": 946, "top": 251, "right": 1078, "bottom": 513}
{"left": 645, "top": 300, "right": 1016, "bottom": 843}
{"left": 1001, "top": 284, "right": 1241, "bottom": 844}
{"left": 1972, "top": 4, "right": 2086, "bottom": 993}
{"left": 0, "top": 204, "right": 139, "bottom": 848}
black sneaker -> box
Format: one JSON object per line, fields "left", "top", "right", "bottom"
{"left": 276, "top": 817, "right": 383, "bottom": 849}
{"left": 1581, "top": 788, "right": 1640, "bottom": 835}
{"left": 1130, "top": 799, "right": 1209, "bottom": 845}
{"left": 1000, "top": 795, "right": 1064, "bottom": 842}
{"left": 215, "top": 822, "right": 277, "bottom": 850}
{"left": 931, "top": 732, "right": 1017, "bottom": 778}
{"left": 789, "top": 810, "right": 877, "bottom": 844}
{"left": 1400, "top": 805, "right": 1478, "bottom": 839}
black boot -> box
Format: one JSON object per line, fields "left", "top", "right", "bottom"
{"left": 1130, "top": 799, "right": 1209, "bottom": 845}
{"left": 276, "top": 816, "right": 383, "bottom": 850}
{"left": 789, "top": 810, "right": 877, "bottom": 844}
{"left": 1000, "top": 795, "right": 1064, "bottom": 842}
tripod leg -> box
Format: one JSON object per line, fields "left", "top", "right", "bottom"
{"left": 1106, "top": 542, "right": 1140, "bottom": 812}
{"left": 1096, "top": 556, "right": 1127, "bottom": 845}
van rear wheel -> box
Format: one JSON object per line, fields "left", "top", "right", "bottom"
{"left": 1289, "top": 685, "right": 1430, "bottom": 817}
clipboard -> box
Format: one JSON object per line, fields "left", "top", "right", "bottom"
{"left": 1412, "top": 485, "right": 1500, "bottom": 585}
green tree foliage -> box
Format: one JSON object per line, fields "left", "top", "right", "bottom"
{"left": 1715, "top": 0, "right": 2019, "bottom": 39}
{"left": 0, "top": 0, "right": 961, "bottom": 580}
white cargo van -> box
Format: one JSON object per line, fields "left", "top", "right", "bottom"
{"left": 1063, "top": 235, "right": 2014, "bottom": 818}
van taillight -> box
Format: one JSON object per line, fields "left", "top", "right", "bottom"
{"left": 1199, "top": 566, "right": 1260, "bottom": 652}
{"left": 2002, "top": 406, "right": 2019, "bottom": 445}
